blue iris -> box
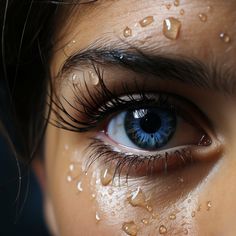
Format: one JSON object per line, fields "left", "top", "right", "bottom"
{"left": 124, "top": 108, "right": 176, "bottom": 150}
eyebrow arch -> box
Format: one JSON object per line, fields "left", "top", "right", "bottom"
{"left": 59, "top": 47, "right": 235, "bottom": 95}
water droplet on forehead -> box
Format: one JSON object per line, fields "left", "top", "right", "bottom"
{"left": 123, "top": 27, "right": 132, "bottom": 38}
{"left": 220, "top": 33, "right": 231, "bottom": 43}
{"left": 139, "top": 16, "right": 154, "bottom": 27}
{"left": 174, "top": 0, "right": 180, "bottom": 7}
{"left": 163, "top": 17, "right": 181, "bottom": 40}
{"left": 159, "top": 225, "right": 167, "bottom": 234}
{"left": 199, "top": 13, "right": 208, "bottom": 22}
{"left": 122, "top": 221, "right": 138, "bottom": 236}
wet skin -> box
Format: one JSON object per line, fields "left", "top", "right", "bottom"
{"left": 34, "top": 0, "right": 236, "bottom": 235}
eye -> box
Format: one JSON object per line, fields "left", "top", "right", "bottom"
{"left": 106, "top": 104, "right": 205, "bottom": 152}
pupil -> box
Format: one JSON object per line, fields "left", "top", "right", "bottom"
{"left": 139, "top": 112, "right": 161, "bottom": 133}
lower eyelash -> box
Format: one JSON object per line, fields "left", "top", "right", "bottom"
{"left": 84, "top": 138, "right": 193, "bottom": 180}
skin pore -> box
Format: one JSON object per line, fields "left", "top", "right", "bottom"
{"left": 35, "top": 0, "right": 236, "bottom": 235}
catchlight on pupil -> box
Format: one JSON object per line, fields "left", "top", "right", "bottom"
{"left": 124, "top": 108, "right": 176, "bottom": 150}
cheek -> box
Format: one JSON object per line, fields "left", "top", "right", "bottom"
{"left": 45, "top": 129, "right": 220, "bottom": 236}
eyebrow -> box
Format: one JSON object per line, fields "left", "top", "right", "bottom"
{"left": 59, "top": 46, "right": 236, "bottom": 95}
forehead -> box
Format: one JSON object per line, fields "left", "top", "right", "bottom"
{"left": 52, "top": 0, "right": 236, "bottom": 74}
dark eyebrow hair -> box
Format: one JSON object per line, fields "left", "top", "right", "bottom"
{"left": 59, "top": 47, "right": 236, "bottom": 95}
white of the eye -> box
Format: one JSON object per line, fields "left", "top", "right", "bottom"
{"left": 107, "top": 111, "right": 141, "bottom": 149}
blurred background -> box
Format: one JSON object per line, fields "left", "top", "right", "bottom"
{"left": 0, "top": 82, "right": 50, "bottom": 236}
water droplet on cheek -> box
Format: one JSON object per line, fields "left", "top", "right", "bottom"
{"left": 123, "top": 27, "right": 132, "bottom": 37}
{"left": 220, "top": 33, "right": 231, "bottom": 43}
{"left": 76, "top": 181, "right": 83, "bottom": 192}
{"left": 122, "top": 221, "right": 138, "bottom": 236}
{"left": 100, "top": 169, "right": 113, "bottom": 186}
{"left": 163, "top": 17, "right": 181, "bottom": 40}
{"left": 95, "top": 212, "right": 101, "bottom": 223}
{"left": 169, "top": 213, "right": 176, "bottom": 220}
{"left": 127, "top": 187, "right": 147, "bottom": 208}
{"left": 141, "top": 218, "right": 149, "bottom": 225}
{"left": 159, "top": 225, "right": 168, "bottom": 234}
{"left": 207, "top": 201, "right": 212, "bottom": 210}
{"left": 139, "top": 16, "right": 154, "bottom": 27}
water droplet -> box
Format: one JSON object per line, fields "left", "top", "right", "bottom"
{"left": 146, "top": 205, "right": 153, "bottom": 212}
{"left": 123, "top": 27, "right": 132, "bottom": 38}
{"left": 141, "top": 218, "right": 149, "bottom": 225}
{"left": 191, "top": 211, "right": 196, "bottom": 217}
{"left": 207, "top": 201, "right": 212, "bottom": 210}
{"left": 163, "top": 17, "right": 181, "bottom": 40}
{"left": 151, "top": 213, "right": 158, "bottom": 219}
{"left": 71, "top": 73, "right": 79, "bottom": 81}
{"left": 108, "top": 188, "right": 114, "bottom": 195}
{"left": 174, "top": 0, "right": 180, "bottom": 7}
{"left": 198, "top": 134, "right": 212, "bottom": 146}
{"left": 76, "top": 181, "right": 83, "bottom": 192}
{"left": 100, "top": 168, "right": 113, "bottom": 186}
{"left": 69, "top": 164, "right": 75, "bottom": 172}
{"left": 178, "top": 177, "right": 184, "bottom": 183}
{"left": 207, "top": 6, "right": 213, "bottom": 13}
{"left": 165, "top": 3, "right": 172, "bottom": 10}
{"left": 95, "top": 212, "right": 101, "bottom": 223}
{"left": 180, "top": 9, "right": 185, "bottom": 15}
{"left": 159, "top": 225, "right": 167, "bottom": 234}
{"left": 91, "top": 193, "right": 96, "bottom": 199}
{"left": 220, "top": 33, "right": 231, "bottom": 43}
{"left": 67, "top": 175, "right": 72, "bottom": 182}
{"left": 169, "top": 213, "right": 176, "bottom": 220}
{"left": 139, "top": 16, "right": 154, "bottom": 27}
{"left": 88, "top": 71, "right": 99, "bottom": 86}
{"left": 183, "top": 229, "right": 188, "bottom": 235}
{"left": 127, "top": 187, "right": 147, "bottom": 208}
{"left": 199, "top": 13, "right": 208, "bottom": 22}
{"left": 122, "top": 221, "right": 138, "bottom": 236}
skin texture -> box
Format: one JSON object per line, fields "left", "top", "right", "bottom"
{"left": 35, "top": 0, "right": 236, "bottom": 235}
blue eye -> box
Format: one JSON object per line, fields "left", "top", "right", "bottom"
{"left": 124, "top": 108, "right": 176, "bottom": 150}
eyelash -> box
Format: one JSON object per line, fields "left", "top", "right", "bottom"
{"left": 51, "top": 67, "right": 209, "bottom": 178}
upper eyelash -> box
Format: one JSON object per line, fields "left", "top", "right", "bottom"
{"left": 49, "top": 66, "right": 174, "bottom": 133}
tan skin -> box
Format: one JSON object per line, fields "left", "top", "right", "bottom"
{"left": 34, "top": 0, "right": 236, "bottom": 235}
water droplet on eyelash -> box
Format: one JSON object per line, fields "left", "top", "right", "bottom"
{"left": 123, "top": 27, "right": 132, "bottom": 38}
{"left": 122, "top": 221, "right": 138, "bottom": 236}
{"left": 127, "top": 187, "right": 147, "bottom": 208}
{"left": 100, "top": 168, "right": 113, "bottom": 186}
{"left": 191, "top": 211, "right": 196, "bottom": 217}
{"left": 180, "top": 9, "right": 185, "bottom": 15}
{"left": 141, "top": 218, "right": 149, "bottom": 225}
{"left": 88, "top": 71, "right": 99, "bottom": 86}
{"left": 76, "top": 181, "right": 83, "bottom": 192}
{"left": 198, "top": 135, "right": 212, "bottom": 146}
{"left": 67, "top": 175, "right": 73, "bottom": 182}
{"left": 198, "top": 13, "right": 208, "bottom": 22}
{"left": 163, "top": 17, "right": 181, "bottom": 40}
{"left": 183, "top": 229, "right": 189, "bottom": 235}
{"left": 159, "top": 225, "right": 168, "bottom": 234}
{"left": 139, "top": 16, "right": 154, "bottom": 27}
{"left": 174, "top": 0, "right": 180, "bottom": 7}
{"left": 169, "top": 213, "right": 176, "bottom": 220}
{"left": 207, "top": 201, "right": 212, "bottom": 210}
{"left": 178, "top": 177, "right": 184, "bottom": 183}
{"left": 165, "top": 3, "right": 172, "bottom": 10}
{"left": 71, "top": 73, "right": 79, "bottom": 82}
{"left": 220, "top": 33, "right": 231, "bottom": 43}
